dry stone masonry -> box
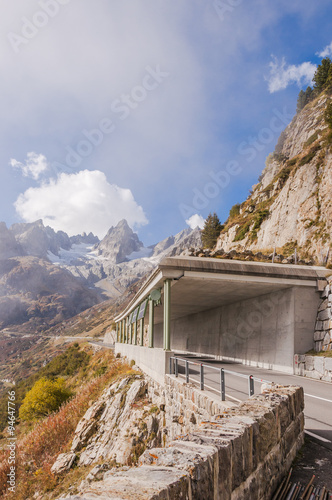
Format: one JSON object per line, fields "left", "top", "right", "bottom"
{"left": 314, "top": 278, "right": 332, "bottom": 352}
{"left": 55, "top": 372, "right": 304, "bottom": 500}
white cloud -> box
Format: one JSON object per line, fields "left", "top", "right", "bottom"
{"left": 266, "top": 56, "right": 317, "bottom": 93}
{"left": 186, "top": 214, "right": 205, "bottom": 230}
{"left": 318, "top": 42, "right": 332, "bottom": 58}
{"left": 9, "top": 152, "right": 48, "bottom": 180}
{"left": 14, "top": 169, "right": 148, "bottom": 238}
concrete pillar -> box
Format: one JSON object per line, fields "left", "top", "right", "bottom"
{"left": 116, "top": 322, "right": 119, "bottom": 342}
{"left": 140, "top": 318, "right": 144, "bottom": 346}
{"left": 122, "top": 319, "right": 125, "bottom": 343}
{"left": 149, "top": 300, "right": 154, "bottom": 348}
{"left": 126, "top": 318, "right": 130, "bottom": 344}
{"left": 163, "top": 279, "right": 171, "bottom": 351}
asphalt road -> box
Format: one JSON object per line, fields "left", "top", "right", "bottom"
{"left": 173, "top": 354, "right": 332, "bottom": 450}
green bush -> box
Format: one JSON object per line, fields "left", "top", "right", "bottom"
{"left": 19, "top": 377, "right": 72, "bottom": 421}
{"left": 228, "top": 203, "right": 241, "bottom": 219}
{"left": 233, "top": 221, "right": 251, "bottom": 242}
{"left": 304, "top": 131, "right": 319, "bottom": 147}
{"left": 299, "top": 150, "right": 317, "bottom": 166}
{"left": 252, "top": 210, "right": 270, "bottom": 231}
{"left": 0, "top": 344, "right": 90, "bottom": 434}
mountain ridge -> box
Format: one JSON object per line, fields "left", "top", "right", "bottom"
{"left": 0, "top": 219, "right": 202, "bottom": 331}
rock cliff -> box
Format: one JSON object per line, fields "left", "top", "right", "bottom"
{"left": 95, "top": 219, "right": 144, "bottom": 264}
{"left": 0, "top": 256, "right": 100, "bottom": 331}
{"left": 215, "top": 93, "right": 332, "bottom": 265}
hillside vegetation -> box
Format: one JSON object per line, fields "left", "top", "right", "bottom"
{"left": 0, "top": 344, "right": 134, "bottom": 499}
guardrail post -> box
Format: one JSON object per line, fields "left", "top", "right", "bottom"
{"left": 200, "top": 364, "right": 204, "bottom": 390}
{"left": 220, "top": 368, "right": 225, "bottom": 401}
{"left": 185, "top": 360, "right": 189, "bottom": 383}
{"left": 169, "top": 357, "right": 173, "bottom": 375}
{"left": 175, "top": 358, "right": 178, "bottom": 377}
{"left": 249, "top": 375, "right": 254, "bottom": 396}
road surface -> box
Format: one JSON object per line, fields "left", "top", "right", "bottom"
{"left": 172, "top": 354, "right": 332, "bottom": 450}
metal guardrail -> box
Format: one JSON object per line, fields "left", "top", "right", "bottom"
{"left": 169, "top": 356, "right": 272, "bottom": 401}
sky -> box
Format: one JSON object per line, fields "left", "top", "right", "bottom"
{"left": 1, "top": 1, "right": 332, "bottom": 244}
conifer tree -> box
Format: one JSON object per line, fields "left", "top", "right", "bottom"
{"left": 313, "top": 57, "right": 331, "bottom": 91}
{"left": 296, "top": 86, "right": 313, "bottom": 113}
{"left": 201, "top": 212, "right": 223, "bottom": 249}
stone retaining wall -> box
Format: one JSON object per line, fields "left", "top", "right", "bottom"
{"left": 72, "top": 384, "right": 304, "bottom": 499}
{"left": 314, "top": 278, "right": 332, "bottom": 352}
{"left": 148, "top": 375, "right": 235, "bottom": 443}
{"left": 144, "top": 378, "right": 304, "bottom": 499}
{"left": 294, "top": 354, "right": 332, "bottom": 382}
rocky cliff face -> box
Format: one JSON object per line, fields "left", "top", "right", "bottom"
{"left": 95, "top": 220, "right": 144, "bottom": 264}
{"left": 0, "top": 256, "right": 100, "bottom": 331}
{"left": 0, "top": 219, "right": 201, "bottom": 329}
{"left": 216, "top": 93, "right": 332, "bottom": 265}
{"left": 0, "top": 222, "right": 23, "bottom": 259}
{"left": 10, "top": 220, "right": 71, "bottom": 258}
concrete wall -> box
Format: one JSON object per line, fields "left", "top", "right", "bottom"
{"left": 114, "top": 344, "right": 173, "bottom": 385}
{"left": 153, "top": 286, "right": 320, "bottom": 373}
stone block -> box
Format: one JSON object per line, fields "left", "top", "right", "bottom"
{"left": 324, "top": 357, "right": 332, "bottom": 371}
{"left": 317, "top": 308, "right": 331, "bottom": 321}
{"left": 314, "top": 341, "right": 323, "bottom": 352}
{"left": 323, "top": 320, "right": 331, "bottom": 330}
{"left": 255, "top": 412, "right": 278, "bottom": 462}
{"left": 323, "top": 332, "right": 331, "bottom": 346}
{"left": 304, "top": 370, "right": 322, "bottom": 380}
{"left": 277, "top": 399, "right": 292, "bottom": 435}
{"left": 304, "top": 356, "right": 314, "bottom": 370}
{"left": 231, "top": 435, "right": 247, "bottom": 489}
{"left": 313, "top": 356, "right": 324, "bottom": 374}
{"left": 318, "top": 299, "right": 329, "bottom": 311}
{"left": 314, "top": 331, "right": 325, "bottom": 341}
{"left": 315, "top": 320, "right": 323, "bottom": 330}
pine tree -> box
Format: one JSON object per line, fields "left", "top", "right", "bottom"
{"left": 201, "top": 212, "right": 223, "bottom": 249}
{"left": 313, "top": 57, "right": 332, "bottom": 91}
{"left": 296, "top": 90, "right": 305, "bottom": 113}
{"left": 296, "top": 87, "right": 313, "bottom": 113}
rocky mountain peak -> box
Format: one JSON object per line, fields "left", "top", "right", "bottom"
{"left": 96, "top": 219, "right": 144, "bottom": 264}
{"left": 9, "top": 220, "right": 71, "bottom": 258}
{"left": 70, "top": 231, "right": 99, "bottom": 245}
{"left": 0, "top": 222, "right": 23, "bottom": 259}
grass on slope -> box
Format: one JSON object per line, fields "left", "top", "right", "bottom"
{"left": 0, "top": 347, "right": 134, "bottom": 499}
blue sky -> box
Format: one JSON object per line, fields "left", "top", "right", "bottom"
{"left": 1, "top": 1, "right": 332, "bottom": 244}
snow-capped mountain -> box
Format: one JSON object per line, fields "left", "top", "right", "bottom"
{"left": 0, "top": 218, "right": 201, "bottom": 330}
{"left": 46, "top": 220, "right": 201, "bottom": 298}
